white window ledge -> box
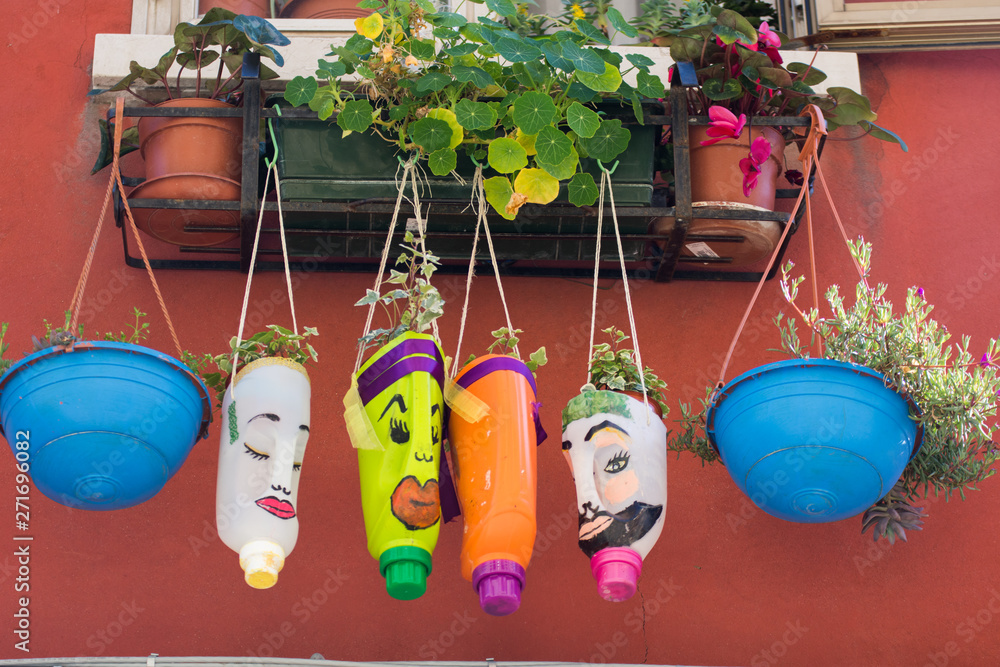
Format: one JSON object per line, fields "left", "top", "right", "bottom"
{"left": 91, "top": 33, "right": 861, "bottom": 100}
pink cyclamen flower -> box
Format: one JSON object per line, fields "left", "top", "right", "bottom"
{"left": 980, "top": 353, "right": 992, "bottom": 369}
{"left": 700, "top": 106, "right": 747, "bottom": 146}
{"left": 758, "top": 21, "right": 781, "bottom": 49}
{"left": 739, "top": 136, "right": 772, "bottom": 196}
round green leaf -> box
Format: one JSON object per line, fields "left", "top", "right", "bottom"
{"left": 626, "top": 53, "right": 656, "bottom": 70}
{"left": 787, "top": 62, "right": 827, "bottom": 86}
{"left": 444, "top": 42, "right": 479, "bottom": 56}
{"left": 414, "top": 72, "right": 452, "bottom": 96}
{"left": 428, "top": 148, "right": 458, "bottom": 176}
{"left": 426, "top": 108, "right": 464, "bottom": 148}
{"left": 576, "top": 61, "right": 623, "bottom": 93}
{"left": 567, "top": 172, "right": 599, "bottom": 207}
{"left": 541, "top": 41, "right": 575, "bottom": 73}
{"left": 336, "top": 99, "right": 374, "bottom": 133}
{"left": 483, "top": 176, "right": 517, "bottom": 220}
{"left": 410, "top": 117, "right": 454, "bottom": 152}
{"left": 574, "top": 19, "right": 611, "bottom": 45}
{"left": 455, "top": 99, "right": 498, "bottom": 130}
{"left": 433, "top": 11, "right": 467, "bottom": 27}
{"left": 560, "top": 41, "right": 607, "bottom": 75}
{"left": 566, "top": 102, "right": 600, "bottom": 138}
{"left": 284, "top": 76, "right": 318, "bottom": 107}
{"left": 511, "top": 91, "right": 559, "bottom": 135}
{"left": 487, "top": 137, "right": 528, "bottom": 173}
{"left": 452, "top": 65, "right": 495, "bottom": 88}
{"left": 495, "top": 36, "right": 543, "bottom": 62}
{"left": 577, "top": 118, "right": 630, "bottom": 162}
{"left": 534, "top": 126, "right": 573, "bottom": 169}
{"left": 485, "top": 0, "right": 517, "bottom": 18}
{"left": 538, "top": 144, "right": 579, "bottom": 180}
{"left": 703, "top": 77, "right": 743, "bottom": 101}
{"left": 606, "top": 8, "right": 638, "bottom": 38}
{"left": 636, "top": 71, "right": 665, "bottom": 99}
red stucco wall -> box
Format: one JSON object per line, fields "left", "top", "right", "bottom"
{"left": 2, "top": 1, "right": 1000, "bottom": 664}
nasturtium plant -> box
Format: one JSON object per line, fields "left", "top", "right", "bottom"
{"left": 284, "top": 0, "right": 665, "bottom": 217}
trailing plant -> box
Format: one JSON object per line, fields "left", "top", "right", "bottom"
{"left": 355, "top": 230, "right": 445, "bottom": 353}
{"left": 185, "top": 324, "right": 320, "bottom": 408}
{"left": 587, "top": 326, "right": 669, "bottom": 416}
{"left": 464, "top": 327, "right": 549, "bottom": 376}
{"left": 672, "top": 239, "right": 1000, "bottom": 542}
{"left": 92, "top": 9, "right": 289, "bottom": 173}
{"left": 282, "top": 0, "right": 666, "bottom": 218}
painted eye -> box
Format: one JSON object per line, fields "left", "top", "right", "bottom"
{"left": 390, "top": 417, "right": 410, "bottom": 444}
{"left": 604, "top": 450, "right": 630, "bottom": 473}
{"left": 244, "top": 444, "right": 269, "bottom": 461}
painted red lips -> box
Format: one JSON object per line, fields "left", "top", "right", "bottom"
{"left": 391, "top": 475, "right": 440, "bottom": 530}
{"left": 256, "top": 496, "right": 296, "bottom": 519}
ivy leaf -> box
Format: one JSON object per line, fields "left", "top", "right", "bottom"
{"left": 414, "top": 72, "right": 452, "bottom": 95}
{"left": 495, "top": 36, "right": 543, "bottom": 62}
{"left": 567, "top": 172, "right": 599, "bottom": 207}
{"left": 534, "top": 126, "right": 573, "bottom": 170}
{"left": 483, "top": 176, "right": 517, "bottom": 220}
{"left": 576, "top": 61, "right": 623, "bottom": 93}
{"left": 514, "top": 168, "right": 560, "bottom": 205}
{"left": 487, "top": 137, "right": 528, "bottom": 173}
{"left": 635, "top": 71, "right": 665, "bottom": 99}
{"left": 455, "top": 99, "right": 498, "bottom": 130}
{"left": 560, "top": 40, "right": 606, "bottom": 75}
{"left": 512, "top": 91, "right": 559, "bottom": 135}
{"left": 337, "top": 99, "right": 374, "bottom": 133}
{"left": 578, "top": 118, "right": 630, "bottom": 162}
{"left": 703, "top": 77, "right": 743, "bottom": 101}
{"left": 606, "top": 8, "right": 638, "bottom": 38}
{"left": 566, "top": 102, "right": 600, "bottom": 138}
{"left": 453, "top": 65, "right": 495, "bottom": 88}
{"left": 428, "top": 148, "right": 458, "bottom": 175}
{"left": 284, "top": 76, "right": 318, "bottom": 107}
{"left": 410, "top": 117, "right": 454, "bottom": 152}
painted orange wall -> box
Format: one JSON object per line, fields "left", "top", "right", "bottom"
{"left": 2, "top": 2, "right": 1000, "bottom": 664}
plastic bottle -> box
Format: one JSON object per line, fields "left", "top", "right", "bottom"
{"left": 561, "top": 388, "right": 667, "bottom": 601}
{"left": 355, "top": 332, "right": 446, "bottom": 600}
{"left": 448, "top": 354, "right": 543, "bottom": 616}
{"left": 217, "top": 357, "right": 311, "bottom": 589}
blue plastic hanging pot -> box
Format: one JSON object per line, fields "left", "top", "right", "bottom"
{"left": 706, "top": 358, "right": 922, "bottom": 523}
{"left": 0, "top": 341, "right": 212, "bottom": 511}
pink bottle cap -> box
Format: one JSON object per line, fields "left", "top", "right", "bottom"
{"left": 472, "top": 559, "right": 526, "bottom": 616}
{"left": 590, "top": 547, "right": 643, "bottom": 602}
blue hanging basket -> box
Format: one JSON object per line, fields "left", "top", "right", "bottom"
{"left": 0, "top": 341, "right": 211, "bottom": 511}
{"left": 706, "top": 358, "right": 922, "bottom": 523}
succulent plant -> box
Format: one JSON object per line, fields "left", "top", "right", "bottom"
{"left": 861, "top": 481, "right": 928, "bottom": 544}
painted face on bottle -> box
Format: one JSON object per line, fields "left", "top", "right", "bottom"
{"left": 358, "top": 337, "right": 445, "bottom": 533}
{"left": 562, "top": 391, "right": 667, "bottom": 559}
{"left": 218, "top": 361, "right": 310, "bottom": 537}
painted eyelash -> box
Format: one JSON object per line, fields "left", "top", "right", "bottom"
{"left": 244, "top": 444, "right": 269, "bottom": 461}
{"left": 293, "top": 463, "right": 302, "bottom": 472}
{"left": 604, "top": 450, "right": 630, "bottom": 473}
{"left": 390, "top": 417, "right": 410, "bottom": 444}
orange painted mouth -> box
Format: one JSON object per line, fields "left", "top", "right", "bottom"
{"left": 391, "top": 475, "right": 441, "bottom": 530}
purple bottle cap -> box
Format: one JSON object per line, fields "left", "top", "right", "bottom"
{"left": 590, "top": 547, "right": 643, "bottom": 602}
{"left": 472, "top": 559, "right": 526, "bottom": 616}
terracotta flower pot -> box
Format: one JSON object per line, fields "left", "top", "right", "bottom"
{"left": 199, "top": 0, "right": 270, "bottom": 15}
{"left": 279, "top": 0, "right": 369, "bottom": 18}
{"left": 132, "top": 98, "right": 242, "bottom": 247}
{"left": 652, "top": 124, "right": 787, "bottom": 267}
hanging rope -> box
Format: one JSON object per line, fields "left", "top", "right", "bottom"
{"left": 71, "top": 97, "right": 184, "bottom": 357}
{"left": 353, "top": 157, "right": 415, "bottom": 374}
{"left": 713, "top": 104, "right": 871, "bottom": 390}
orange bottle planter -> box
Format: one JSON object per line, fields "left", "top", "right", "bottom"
{"left": 131, "top": 98, "right": 242, "bottom": 247}
{"left": 448, "top": 355, "right": 544, "bottom": 616}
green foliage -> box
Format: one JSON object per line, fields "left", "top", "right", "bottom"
{"left": 185, "top": 324, "right": 319, "bottom": 409}
{"left": 672, "top": 239, "right": 1000, "bottom": 541}
{"left": 284, "top": 0, "right": 665, "bottom": 218}
{"left": 465, "top": 327, "right": 548, "bottom": 377}
{"left": 587, "top": 326, "right": 669, "bottom": 416}
{"left": 355, "top": 230, "right": 444, "bottom": 353}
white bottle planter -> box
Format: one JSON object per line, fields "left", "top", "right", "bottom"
{"left": 562, "top": 388, "right": 667, "bottom": 601}
{"left": 217, "top": 357, "right": 311, "bottom": 589}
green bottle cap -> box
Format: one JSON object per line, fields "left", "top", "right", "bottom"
{"left": 379, "top": 546, "right": 432, "bottom": 600}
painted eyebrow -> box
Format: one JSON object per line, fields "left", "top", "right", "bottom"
{"left": 249, "top": 413, "right": 280, "bottom": 424}
{"left": 431, "top": 404, "right": 440, "bottom": 415}
{"left": 300, "top": 425, "right": 310, "bottom": 432}
{"left": 379, "top": 394, "right": 408, "bottom": 421}
{"left": 584, "top": 420, "right": 629, "bottom": 442}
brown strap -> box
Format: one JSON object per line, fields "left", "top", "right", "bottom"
{"left": 71, "top": 98, "right": 184, "bottom": 358}
{"left": 715, "top": 105, "right": 828, "bottom": 389}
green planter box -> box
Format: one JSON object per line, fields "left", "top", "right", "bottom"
{"left": 270, "top": 100, "right": 662, "bottom": 262}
